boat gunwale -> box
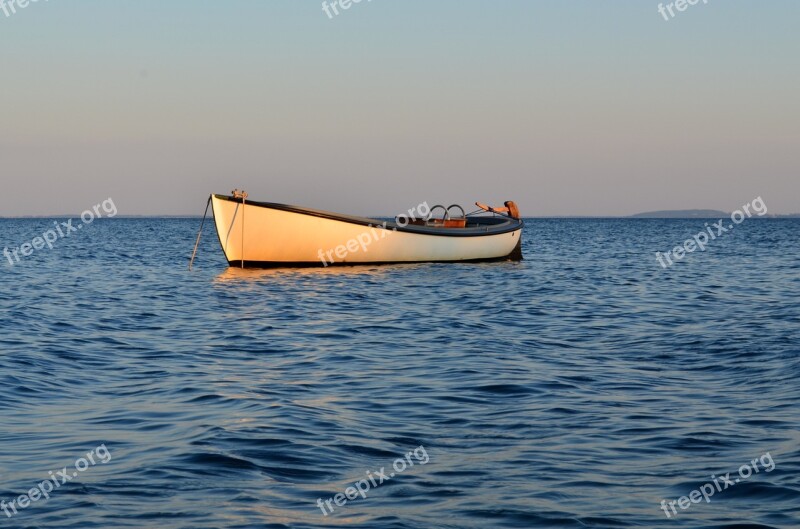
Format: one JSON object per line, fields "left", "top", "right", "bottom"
{"left": 212, "top": 194, "right": 523, "bottom": 238}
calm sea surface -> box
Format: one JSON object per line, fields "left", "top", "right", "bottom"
{"left": 1, "top": 217, "right": 798, "bottom": 529}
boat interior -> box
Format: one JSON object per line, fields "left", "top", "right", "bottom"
{"left": 401, "top": 201, "right": 521, "bottom": 229}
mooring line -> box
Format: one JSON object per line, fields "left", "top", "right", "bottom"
{"left": 188, "top": 195, "right": 212, "bottom": 270}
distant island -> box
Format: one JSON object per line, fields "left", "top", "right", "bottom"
{"left": 630, "top": 210, "right": 800, "bottom": 218}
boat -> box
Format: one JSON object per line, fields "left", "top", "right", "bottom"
{"left": 200, "top": 190, "right": 523, "bottom": 268}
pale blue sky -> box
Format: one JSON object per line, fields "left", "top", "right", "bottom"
{"left": 1, "top": 1, "right": 798, "bottom": 216}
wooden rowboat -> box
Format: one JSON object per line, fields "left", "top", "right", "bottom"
{"left": 205, "top": 191, "right": 523, "bottom": 268}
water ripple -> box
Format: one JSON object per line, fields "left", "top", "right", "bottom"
{"left": 0, "top": 218, "right": 798, "bottom": 528}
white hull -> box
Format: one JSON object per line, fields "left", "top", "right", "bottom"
{"left": 211, "top": 195, "right": 523, "bottom": 267}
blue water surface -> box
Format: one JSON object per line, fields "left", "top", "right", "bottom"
{"left": 0, "top": 217, "right": 798, "bottom": 529}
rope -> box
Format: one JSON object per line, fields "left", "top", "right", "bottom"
{"left": 188, "top": 195, "right": 212, "bottom": 270}
{"left": 466, "top": 208, "right": 513, "bottom": 219}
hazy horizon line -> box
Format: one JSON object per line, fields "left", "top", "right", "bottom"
{"left": 2, "top": 212, "right": 799, "bottom": 219}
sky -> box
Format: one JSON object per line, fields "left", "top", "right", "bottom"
{"left": 0, "top": 0, "right": 798, "bottom": 216}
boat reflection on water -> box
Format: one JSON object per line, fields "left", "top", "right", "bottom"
{"left": 214, "top": 263, "right": 418, "bottom": 284}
